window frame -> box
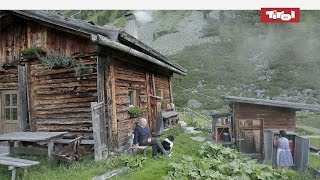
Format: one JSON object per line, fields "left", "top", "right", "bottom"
{"left": 2, "top": 90, "right": 18, "bottom": 122}
{"left": 157, "top": 89, "right": 163, "bottom": 98}
{"left": 128, "top": 89, "right": 137, "bottom": 106}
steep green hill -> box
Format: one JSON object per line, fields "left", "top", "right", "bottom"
{"left": 58, "top": 10, "right": 320, "bottom": 110}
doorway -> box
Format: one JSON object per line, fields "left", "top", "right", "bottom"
{"left": 237, "top": 119, "right": 264, "bottom": 158}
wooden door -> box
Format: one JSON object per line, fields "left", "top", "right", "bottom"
{"left": 0, "top": 90, "right": 19, "bottom": 134}
{"left": 263, "top": 130, "right": 274, "bottom": 165}
{"left": 294, "top": 136, "right": 309, "bottom": 172}
{"left": 237, "top": 119, "right": 264, "bottom": 157}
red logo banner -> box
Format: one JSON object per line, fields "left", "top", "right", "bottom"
{"left": 261, "top": 8, "right": 300, "bottom": 23}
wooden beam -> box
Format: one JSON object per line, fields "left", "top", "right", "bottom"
{"left": 18, "top": 65, "right": 28, "bottom": 132}
{"left": 151, "top": 74, "right": 156, "bottom": 96}
{"left": 25, "top": 64, "right": 35, "bottom": 131}
{"left": 96, "top": 55, "right": 108, "bottom": 148}
{"left": 104, "top": 55, "right": 113, "bottom": 148}
{"left": 145, "top": 72, "right": 152, "bottom": 131}
{"left": 168, "top": 76, "right": 173, "bottom": 103}
{"left": 97, "top": 55, "right": 105, "bottom": 103}
{"left": 109, "top": 60, "right": 118, "bottom": 148}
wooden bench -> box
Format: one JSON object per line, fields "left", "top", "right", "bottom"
{"left": 0, "top": 156, "right": 39, "bottom": 180}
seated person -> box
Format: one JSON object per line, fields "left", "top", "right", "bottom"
{"left": 133, "top": 118, "right": 169, "bottom": 159}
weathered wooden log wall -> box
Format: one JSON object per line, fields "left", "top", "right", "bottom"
{"left": 0, "top": 16, "right": 25, "bottom": 90}
{"left": 0, "top": 16, "right": 27, "bottom": 66}
{"left": 155, "top": 74, "right": 171, "bottom": 102}
{"left": 28, "top": 58, "right": 97, "bottom": 134}
{"left": 113, "top": 60, "right": 149, "bottom": 147}
{"left": 235, "top": 103, "right": 296, "bottom": 130}
{"left": 0, "top": 68, "right": 18, "bottom": 89}
{"left": 25, "top": 23, "right": 97, "bottom": 135}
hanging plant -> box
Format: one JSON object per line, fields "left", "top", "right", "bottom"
{"left": 39, "top": 51, "right": 76, "bottom": 69}
{"left": 21, "top": 47, "right": 46, "bottom": 59}
{"left": 129, "top": 106, "right": 148, "bottom": 118}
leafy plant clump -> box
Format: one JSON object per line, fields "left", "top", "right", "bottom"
{"left": 128, "top": 106, "right": 148, "bottom": 118}
{"left": 21, "top": 47, "right": 46, "bottom": 57}
{"left": 120, "top": 155, "right": 147, "bottom": 169}
{"left": 75, "top": 61, "right": 87, "bottom": 77}
{"left": 39, "top": 51, "right": 77, "bottom": 69}
{"left": 164, "top": 142, "right": 302, "bottom": 180}
{"left": 161, "top": 99, "right": 169, "bottom": 108}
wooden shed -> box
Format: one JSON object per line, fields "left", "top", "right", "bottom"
{"left": 221, "top": 95, "right": 320, "bottom": 170}
{"left": 0, "top": 10, "right": 187, "bottom": 151}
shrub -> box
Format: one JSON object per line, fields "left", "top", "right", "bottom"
{"left": 161, "top": 99, "right": 169, "bottom": 108}
{"left": 21, "top": 47, "right": 46, "bottom": 57}
{"left": 39, "top": 51, "right": 76, "bottom": 69}
{"left": 128, "top": 106, "right": 148, "bottom": 118}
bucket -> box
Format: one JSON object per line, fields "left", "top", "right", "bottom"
{"left": 223, "top": 133, "right": 231, "bottom": 142}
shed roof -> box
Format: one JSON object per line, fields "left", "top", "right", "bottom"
{"left": 1, "top": 10, "right": 187, "bottom": 75}
{"left": 221, "top": 95, "right": 320, "bottom": 112}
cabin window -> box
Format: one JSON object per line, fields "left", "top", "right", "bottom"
{"left": 157, "top": 90, "right": 163, "bottom": 98}
{"left": 128, "top": 90, "right": 137, "bottom": 106}
{"left": 3, "top": 92, "right": 18, "bottom": 121}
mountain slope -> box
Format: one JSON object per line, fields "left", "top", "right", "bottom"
{"left": 59, "top": 10, "right": 320, "bottom": 109}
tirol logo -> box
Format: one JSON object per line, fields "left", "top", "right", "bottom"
{"left": 261, "top": 8, "right": 300, "bottom": 23}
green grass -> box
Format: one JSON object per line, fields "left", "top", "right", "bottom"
{"left": 179, "top": 112, "right": 212, "bottom": 133}
{"left": 295, "top": 127, "right": 316, "bottom": 136}
{"left": 112, "top": 133, "right": 202, "bottom": 180}
{"left": 310, "top": 138, "right": 320, "bottom": 148}
{"left": 0, "top": 155, "right": 123, "bottom": 180}
{"left": 309, "top": 153, "right": 320, "bottom": 170}
{"left": 296, "top": 112, "right": 320, "bottom": 130}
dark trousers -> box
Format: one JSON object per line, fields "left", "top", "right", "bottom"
{"left": 141, "top": 138, "right": 165, "bottom": 156}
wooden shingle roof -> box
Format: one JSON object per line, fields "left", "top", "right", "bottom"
{"left": 1, "top": 10, "right": 187, "bottom": 75}
{"left": 221, "top": 95, "right": 320, "bottom": 112}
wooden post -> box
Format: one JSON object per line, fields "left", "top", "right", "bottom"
{"left": 145, "top": 73, "right": 152, "bottom": 130}
{"left": 109, "top": 60, "right": 117, "bottom": 148}
{"left": 18, "top": 65, "right": 28, "bottom": 132}
{"left": 8, "top": 166, "right": 16, "bottom": 180}
{"left": 105, "top": 56, "right": 114, "bottom": 148}
{"left": 168, "top": 76, "right": 173, "bottom": 103}
{"left": 47, "top": 142, "right": 54, "bottom": 158}
{"left": 97, "top": 55, "right": 108, "bottom": 146}
{"left": 151, "top": 74, "right": 156, "bottom": 96}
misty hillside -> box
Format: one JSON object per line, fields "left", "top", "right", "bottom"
{"left": 58, "top": 10, "right": 320, "bottom": 110}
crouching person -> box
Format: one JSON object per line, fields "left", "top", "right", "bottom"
{"left": 132, "top": 118, "right": 169, "bottom": 159}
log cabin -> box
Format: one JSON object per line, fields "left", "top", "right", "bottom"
{"left": 220, "top": 95, "right": 320, "bottom": 165}
{"left": 0, "top": 10, "right": 187, "bottom": 151}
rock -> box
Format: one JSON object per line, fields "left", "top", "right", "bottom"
{"left": 185, "top": 127, "right": 202, "bottom": 134}
{"left": 178, "top": 121, "right": 187, "bottom": 127}
{"left": 187, "top": 99, "right": 203, "bottom": 108}
{"left": 191, "top": 136, "right": 207, "bottom": 142}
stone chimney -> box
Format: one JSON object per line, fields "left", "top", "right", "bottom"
{"left": 125, "top": 12, "right": 138, "bottom": 39}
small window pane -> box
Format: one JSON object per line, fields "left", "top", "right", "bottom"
{"left": 12, "top": 108, "right": 17, "bottom": 120}
{"left": 12, "top": 94, "right": 17, "bottom": 106}
{"left": 157, "top": 90, "right": 162, "bottom": 97}
{"left": 5, "top": 94, "right": 10, "bottom": 106}
{"left": 128, "top": 90, "right": 137, "bottom": 106}
{"left": 5, "top": 108, "right": 10, "bottom": 120}
{"left": 129, "top": 91, "right": 134, "bottom": 105}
